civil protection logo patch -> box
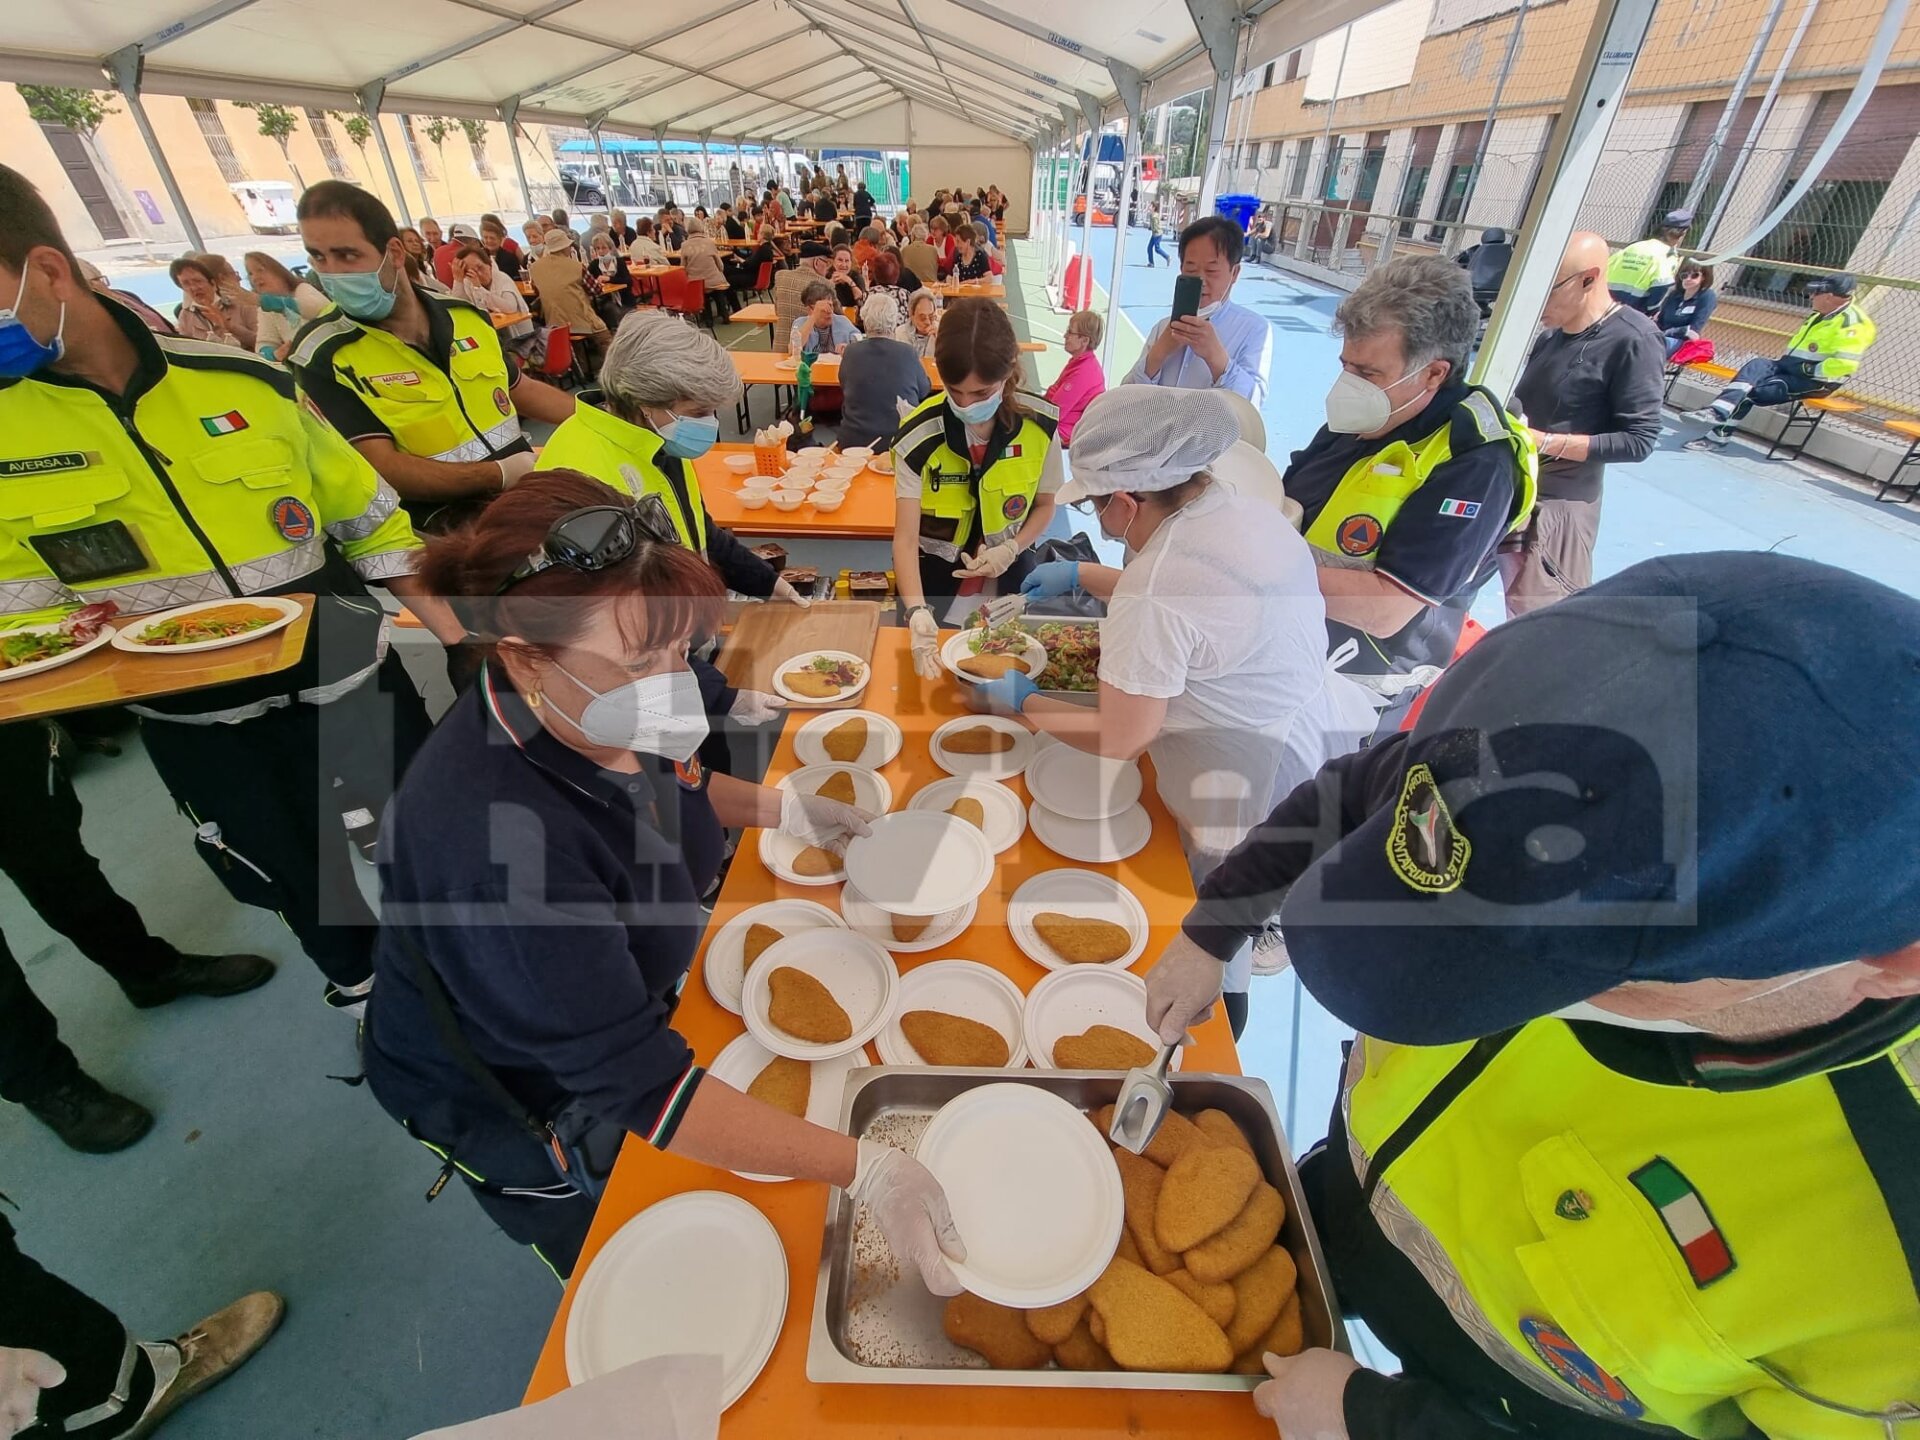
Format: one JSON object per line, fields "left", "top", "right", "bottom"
{"left": 1519, "top": 1318, "right": 1644, "bottom": 1420}
{"left": 1385, "top": 762, "right": 1469, "bottom": 893}
{"left": 269, "top": 496, "right": 316, "bottom": 542}
{"left": 1002, "top": 493, "right": 1027, "bottom": 518}
{"left": 1337, "top": 513, "right": 1382, "bottom": 556}
{"left": 493, "top": 386, "right": 512, "bottom": 416}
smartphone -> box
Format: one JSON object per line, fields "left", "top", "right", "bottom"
{"left": 1171, "top": 274, "right": 1203, "bottom": 322}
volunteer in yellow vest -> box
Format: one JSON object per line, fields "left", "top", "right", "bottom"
{"left": 539, "top": 308, "right": 809, "bottom": 732}
{"left": 1683, "top": 272, "right": 1877, "bottom": 451}
{"left": 0, "top": 164, "right": 463, "bottom": 1012}
{"left": 1142, "top": 551, "right": 1920, "bottom": 1440}
{"left": 1606, "top": 208, "right": 1692, "bottom": 313}
{"left": 1282, "top": 256, "right": 1535, "bottom": 676}
{"left": 289, "top": 181, "right": 577, "bottom": 533}
{"left": 890, "top": 298, "right": 1060, "bottom": 678}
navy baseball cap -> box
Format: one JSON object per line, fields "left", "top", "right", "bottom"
{"left": 1279, "top": 552, "right": 1920, "bottom": 1045}
{"left": 1806, "top": 272, "right": 1857, "bottom": 296}
{"left": 1661, "top": 208, "right": 1695, "bottom": 230}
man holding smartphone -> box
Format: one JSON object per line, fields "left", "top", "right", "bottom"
{"left": 1125, "top": 216, "right": 1273, "bottom": 406}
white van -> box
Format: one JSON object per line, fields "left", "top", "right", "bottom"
{"left": 230, "top": 181, "right": 298, "bottom": 234}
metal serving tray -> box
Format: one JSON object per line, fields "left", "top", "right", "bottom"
{"left": 806, "top": 1067, "right": 1347, "bottom": 1390}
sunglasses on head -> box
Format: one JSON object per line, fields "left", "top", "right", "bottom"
{"left": 494, "top": 499, "right": 679, "bottom": 595}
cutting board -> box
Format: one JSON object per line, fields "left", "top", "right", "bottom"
{"left": 716, "top": 600, "right": 881, "bottom": 706}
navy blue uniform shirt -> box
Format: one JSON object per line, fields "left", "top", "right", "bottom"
{"left": 1285, "top": 384, "right": 1517, "bottom": 673}
{"left": 364, "top": 663, "right": 723, "bottom": 1154}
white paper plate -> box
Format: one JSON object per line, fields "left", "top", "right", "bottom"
{"left": 1023, "top": 743, "right": 1143, "bottom": 821}
{"left": 0, "top": 622, "right": 115, "bottom": 683}
{"left": 775, "top": 764, "right": 894, "bottom": 815}
{"left": 757, "top": 827, "right": 846, "bottom": 886}
{"left": 792, "top": 709, "right": 903, "bottom": 769}
{"left": 928, "top": 715, "right": 1035, "bottom": 780}
{"left": 1028, "top": 800, "right": 1151, "bottom": 864}
{"left": 111, "top": 596, "right": 301, "bottom": 654}
{"left": 915, "top": 1083, "right": 1124, "bottom": 1308}
{"left": 706, "top": 1033, "right": 864, "bottom": 1181}
{"left": 1007, "top": 868, "right": 1150, "bottom": 972}
{"left": 838, "top": 882, "right": 975, "bottom": 955}
{"left": 564, "top": 1190, "right": 787, "bottom": 1408}
{"left": 877, "top": 960, "right": 1028, "bottom": 1068}
{"left": 904, "top": 776, "right": 1026, "bottom": 855}
{"left": 940, "top": 631, "right": 1049, "bottom": 686}
{"left": 771, "top": 649, "right": 871, "bottom": 706}
{"left": 1023, "top": 967, "right": 1181, "bottom": 1072}
{"left": 702, "top": 898, "right": 848, "bottom": 1015}
{"left": 867, "top": 454, "right": 895, "bottom": 475}
{"left": 742, "top": 927, "right": 899, "bottom": 1060}
{"left": 842, "top": 811, "right": 994, "bottom": 916}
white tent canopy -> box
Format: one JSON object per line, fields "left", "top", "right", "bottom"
{"left": 0, "top": 0, "right": 1391, "bottom": 149}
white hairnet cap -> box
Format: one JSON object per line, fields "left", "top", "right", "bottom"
{"left": 1057, "top": 386, "right": 1244, "bottom": 505}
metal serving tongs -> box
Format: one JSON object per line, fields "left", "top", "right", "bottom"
{"left": 1107, "top": 1042, "right": 1180, "bottom": 1155}
{"left": 977, "top": 592, "right": 1027, "bottom": 628}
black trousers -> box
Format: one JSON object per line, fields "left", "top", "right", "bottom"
{"left": 0, "top": 721, "right": 183, "bottom": 1105}
{"left": 0, "top": 1215, "right": 155, "bottom": 1438}
{"left": 138, "top": 653, "right": 430, "bottom": 990}
{"left": 1711, "top": 359, "right": 1832, "bottom": 427}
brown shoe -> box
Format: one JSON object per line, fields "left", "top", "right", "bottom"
{"left": 123, "top": 1291, "right": 286, "bottom": 1438}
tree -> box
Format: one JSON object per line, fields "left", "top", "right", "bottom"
{"left": 238, "top": 102, "right": 305, "bottom": 190}
{"left": 422, "top": 116, "right": 457, "bottom": 210}
{"left": 335, "top": 111, "right": 373, "bottom": 156}
{"left": 19, "top": 85, "right": 117, "bottom": 139}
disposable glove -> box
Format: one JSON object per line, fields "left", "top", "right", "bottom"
{"left": 1143, "top": 929, "right": 1227, "bottom": 1045}
{"left": 728, "top": 690, "right": 787, "bottom": 725}
{"left": 908, "top": 606, "right": 942, "bottom": 679}
{"left": 778, "top": 789, "right": 873, "bottom": 849}
{"left": 953, "top": 538, "right": 1020, "bottom": 580}
{"left": 772, "top": 577, "right": 812, "bottom": 608}
{"left": 965, "top": 670, "right": 1037, "bottom": 717}
{"left": 495, "top": 451, "right": 538, "bottom": 488}
{"left": 850, "top": 1140, "right": 966, "bottom": 1295}
{"left": 1019, "top": 559, "right": 1082, "bottom": 601}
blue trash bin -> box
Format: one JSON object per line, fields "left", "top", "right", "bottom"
{"left": 1215, "top": 193, "right": 1261, "bottom": 231}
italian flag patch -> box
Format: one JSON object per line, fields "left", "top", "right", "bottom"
{"left": 452, "top": 336, "right": 481, "bottom": 353}
{"left": 200, "top": 410, "right": 248, "bottom": 436}
{"left": 1631, "top": 1158, "right": 1735, "bottom": 1287}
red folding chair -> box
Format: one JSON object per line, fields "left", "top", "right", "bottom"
{"left": 536, "top": 326, "right": 575, "bottom": 387}
{"left": 752, "top": 260, "right": 775, "bottom": 301}
{"left": 658, "top": 271, "right": 709, "bottom": 329}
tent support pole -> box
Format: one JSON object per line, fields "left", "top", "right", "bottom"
{"left": 1186, "top": 0, "right": 1240, "bottom": 214}
{"left": 700, "top": 134, "right": 714, "bottom": 209}
{"left": 105, "top": 46, "right": 205, "bottom": 252}
{"left": 1101, "top": 65, "right": 1146, "bottom": 373}
{"left": 357, "top": 82, "right": 413, "bottom": 227}
{"left": 1472, "top": 0, "right": 1660, "bottom": 397}
{"left": 590, "top": 126, "right": 616, "bottom": 209}
{"left": 1075, "top": 92, "right": 1101, "bottom": 296}
{"left": 501, "top": 99, "right": 534, "bottom": 221}
{"left": 1054, "top": 104, "right": 1078, "bottom": 286}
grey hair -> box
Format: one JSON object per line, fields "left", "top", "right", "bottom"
{"left": 686, "top": 217, "right": 708, "bottom": 236}
{"left": 861, "top": 226, "right": 884, "bottom": 244}
{"left": 860, "top": 291, "right": 903, "bottom": 333}
{"left": 1334, "top": 255, "right": 1479, "bottom": 376}
{"left": 801, "top": 279, "right": 837, "bottom": 307}
{"left": 910, "top": 224, "right": 928, "bottom": 241}
{"left": 599, "top": 309, "right": 742, "bottom": 414}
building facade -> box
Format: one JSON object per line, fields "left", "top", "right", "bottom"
{"left": 4, "top": 86, "right": 561, "bottom": 251}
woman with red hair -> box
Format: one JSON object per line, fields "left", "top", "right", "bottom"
{"left": 361, "top": 472, "right": 965, "bottom": 1283}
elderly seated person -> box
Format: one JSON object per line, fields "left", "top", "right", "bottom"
{"left": 585, "top": 231, "right": 631, "bottom": 324}
{"left": 529, "top": 227, "right": 610, "bottom": 370}
{"left": 901, "top": 225, "right": 940, "bottom": 290}
{"left": 244, "top": 251, "right": 327, "bottom": 363}
{"left": 680, "top": 218, "right": 733, "bottom": 324}
{"left": 838, "top": 292, "right": 931, "bottom": 451}
{"left": 629, "top": 218, "right": 668, "bottom": 264}
{"left": 853, "top": 225, "right": 885, "bottom": 272}
{"left": 170, "top": 255, "right": 255, "bottom": 350}
{"left": 773, "top": 241, "right": 834, "bottom": 341}
{"left": 950, "top": 227, "right": 990, "bottom": 283}
{"left": 789, "top": 280, "right": 858, "bottom": 357}
{"left": 450, "top": 241, "right": 542, "bottom": 362}
{"left": 897, "top": 289, "right": 940, "bottom": 358}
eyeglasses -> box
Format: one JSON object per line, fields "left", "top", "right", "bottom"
{"left": 494, "top": 499, "right": 678, "bottom": 594}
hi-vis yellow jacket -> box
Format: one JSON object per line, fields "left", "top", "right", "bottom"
{"left": 0, "top": 297, "right": 418, "bottom": 632}
{"left": 1783, "top": 302, "right": 1877, "bottom": 385}
{"left": 1345, "top": 1015, "right": 1920, "bottom": 1437}
{"left": 893, "top": 392, "right": 1057, "bottom": 562}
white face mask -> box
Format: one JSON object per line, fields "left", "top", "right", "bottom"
{"left": 1551, "top": 962, "right": 1854, "bottom": 1034}
{"left": 545, "top": 662, "right": 710, "bottom": 763}
{"left": 1324, "top": 364, "right": 1432, "bottom": 435}
{"left": 1195, "top": 299, "right": 1224, "bottom": 321}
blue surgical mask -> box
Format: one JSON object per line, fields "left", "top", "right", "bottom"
{"left": 654, "top": 410, "right": 719, "bottom": 460}
{"left": 948, "top": 392, "right": 1001, "bottom": 425}
{"left": 317, "top": 254, "right": 398, "bottom": 321}
{"left": 0, "top": 268, "right": 65, "bottom": 379}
